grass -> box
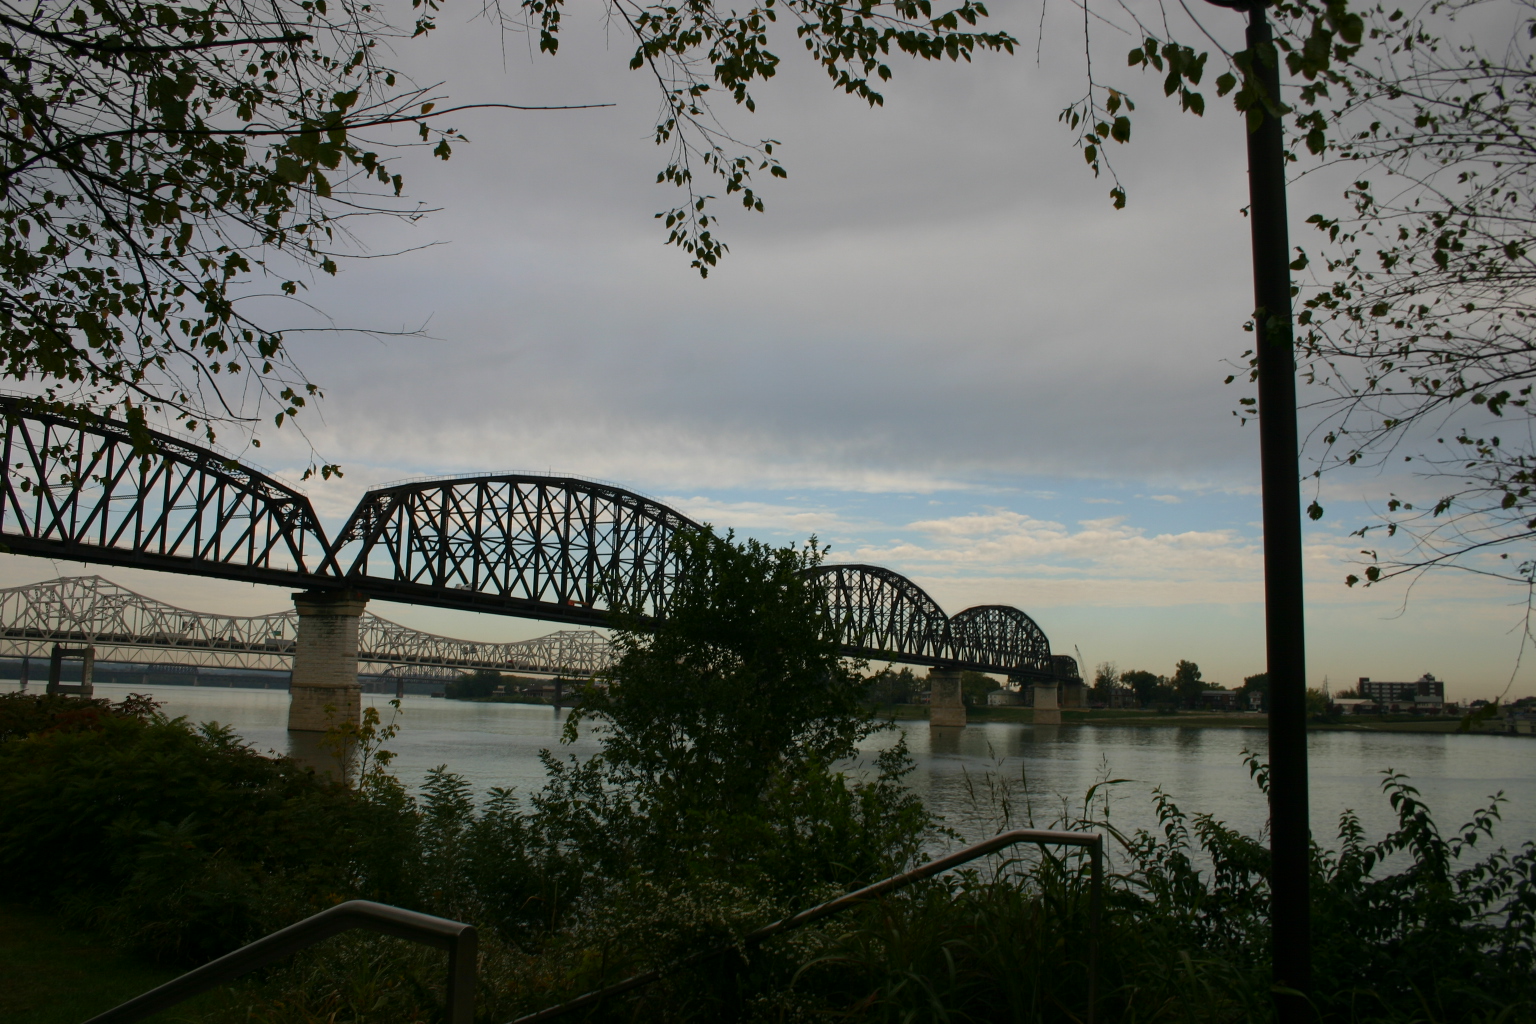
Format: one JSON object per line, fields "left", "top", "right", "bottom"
{"left": 0, "top": 904, "right": 223, "bottom": 1024}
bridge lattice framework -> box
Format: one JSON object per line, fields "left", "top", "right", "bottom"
{"left": 0, "top": 398, "right": 1076, "bottom": 683}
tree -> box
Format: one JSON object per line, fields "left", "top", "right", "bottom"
{"left": 1, "top": 0, "right": 1015, "bottom": 451}
{"left": 1240, "top": 672, "right": 1270, "bottom": 710}
{"left": 446, "top": 669, "right": 502, "bottom": 699}
{"left": 1091, "top": 660, "right": 1121, "bottom": 705}
{"left": 959, "top": 670, "right": 997, "bottom": 705}
{"left": 1305, "top": 687, "right": 1330, "bottom": 716}
{"left": 0, "top": 0, "right": 475, "bottom": 461}
{"left": 554, "top": 528, "right": 928, "bottom": 894}
{"left": 1059, "top": 0, "right": 1536, "bottom": 594}
{"left": 1288, "top": 0, "right": 1536, "bottom": 593}
{"left": 1121, "top": 668, "right": 1163, "bottom": 708}
{"left": 1172, "top": 659, "right": 1204, "bottom": 708}
{"left": 867, "top": 666, "right": 917, "bottom": 705}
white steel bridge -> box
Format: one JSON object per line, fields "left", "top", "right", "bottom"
{"left": 0, "top": 576, "right": 615, "bottom": 678}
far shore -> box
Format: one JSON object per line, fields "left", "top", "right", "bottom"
{"left": 873, "top": 705, "right": 1514, "bottom": 734}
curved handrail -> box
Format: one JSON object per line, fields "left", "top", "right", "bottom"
{"left": 81, "top": 900, "right": 477, "bottom": 1024}
{"left": 511, "top": 827, "right": 1103, "bottom": 1024}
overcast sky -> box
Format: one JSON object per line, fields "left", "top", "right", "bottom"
{"left": 2, "top": 0, "right": 1528, "bottom": 699}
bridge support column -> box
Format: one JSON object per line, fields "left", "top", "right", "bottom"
{"left": 288, "top": 590, "right": 368, "bottom": 733}
{"left": 929, "top": 667, "right": 966, "bottom": 728}
{"left": 1032, "top": 682, "right": 1061, "bottom": 725}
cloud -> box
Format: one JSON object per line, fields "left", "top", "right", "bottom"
{"left": 659, "top": 496, "right": 855, "bottom": 535}
{"left": 847, "top": 510, "right": 1262, "bottom": 585}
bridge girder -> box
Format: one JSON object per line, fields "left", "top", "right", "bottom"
{"left": 0, "top": 400, "right": 1072, "bottom": 680}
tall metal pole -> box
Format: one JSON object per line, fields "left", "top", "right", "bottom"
{"left": 1241, "top": 5, "right": 1312, "bottom": 1016}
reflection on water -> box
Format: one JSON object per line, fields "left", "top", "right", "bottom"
{"left": 11, "top": 682, "right": 1534, "bottom": 850}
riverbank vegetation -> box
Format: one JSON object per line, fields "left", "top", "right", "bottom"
{"left": 3, "top": 531, "right": 1535, "bottom": 1023}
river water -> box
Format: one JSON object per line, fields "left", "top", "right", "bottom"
{"left": 20, "top": 682, "right": 1536, "bottom": 853}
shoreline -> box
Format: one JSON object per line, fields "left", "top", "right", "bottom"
{"left": 873, "top": 704, "right": 1513, "bottom": 734}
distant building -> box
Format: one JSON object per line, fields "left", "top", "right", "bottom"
{"left": 1357, "top": 674, "right": 1445, "bottom": 712}
{"left": 988, "top": 688, "right": 1025, "bottom": 706}
{"left": 1200, "top": 689, "right": 1239, "bottom": 711}
{"left": 1330, "top": 697, "right": 1377, "bottom": 715}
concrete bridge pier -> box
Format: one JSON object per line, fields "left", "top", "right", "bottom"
{"left": 929, "top": 667, "right": 966, "bottom": 728}
{"left": 1032, "top": 681, "right": 1061, "bottom": 725}
{"left": 288, "top": 589, "right": 368, "bottom": 733}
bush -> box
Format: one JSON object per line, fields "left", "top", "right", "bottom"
{"left": 0, "top": 693, "right": 418, "bottom": 965}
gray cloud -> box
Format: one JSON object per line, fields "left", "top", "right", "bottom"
{"left": 235, "top": 0, "right": 1271, "bottom": 498}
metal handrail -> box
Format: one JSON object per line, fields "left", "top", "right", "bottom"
{"left": 81, "top": 900, "right": 477, "bottom": 1024}
{"left": 511, "top": 827, "right": 1103, "bottom": 1024}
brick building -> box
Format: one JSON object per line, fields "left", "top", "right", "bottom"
{"left": 1356, "top": 673, "right": 1445, "bottom": 711}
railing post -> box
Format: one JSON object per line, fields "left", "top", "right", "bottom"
{"left": 1088, "top": 837, "right": 1102, "bottom": 1024}
{"left": 447, "top": 924, "right": 478, "bottom": 1024}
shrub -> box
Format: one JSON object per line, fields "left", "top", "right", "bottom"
{"left": 0, "top": 694, "right": 417, "bottom": 965}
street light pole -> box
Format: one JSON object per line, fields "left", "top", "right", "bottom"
{"left": 1206, "top": 1, "right": 1312, "bottom": 1016}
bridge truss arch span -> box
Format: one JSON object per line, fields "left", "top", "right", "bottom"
{"left": 807, "top": 563, "right": 951, "bottom": 667}
{"left": 0, "top": 398, "right": 329, "bottom": 586}
{"left": 327, "top": 474, "right": 699, "bottom": 626}
{"left": 948, "top": 605, "right": 1056, "bottom": 678}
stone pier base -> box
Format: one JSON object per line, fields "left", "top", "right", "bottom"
{"left": 1033, "top": 682, "right": 1061, "bottom": 725}
{"left": 929, "top": 667, "right": 966, "bottom": 728}
{"left": 288, "top": 590, "right": 368, "bottom": 733}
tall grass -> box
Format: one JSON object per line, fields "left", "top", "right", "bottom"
{"left": 185, "top": 753, "right": 1536, "bottom": 1023}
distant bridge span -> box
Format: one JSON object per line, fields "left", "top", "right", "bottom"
{"left": 0, "top": 398, "right": 1076, "bottom": 681}
{"left": 0, "top": 576, "right": 614, "bottom": 676}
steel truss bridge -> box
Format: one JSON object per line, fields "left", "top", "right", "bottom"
{"left": 0, "top": 398, "right": 1076, "bottom": 681}
{"left": 0, "top": 576, "right": 615, "bottom": 677}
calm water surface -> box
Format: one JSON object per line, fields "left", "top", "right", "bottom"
{"left": 29, "top": 683, "right": 1536, "bottom": 852}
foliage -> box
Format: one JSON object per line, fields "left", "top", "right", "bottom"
{"left": 1240, "top": 671, "right": 1270, "bottom": 709}
{"left": 148, "top": 753, "right": 1536, "bottom": 1024}
{"left": 866, "top": 665, "right": 918, "bottom": 704}
{"left": 1058, "top": 0, "right": 1536, "bottom": 592}
{"left": 0, "top": 0, "right": 474, "bottom": 460}
{"left": 1090, "top": 659, "right": 1120, "bottom": 703}
{"left": 0, "top": 688, "right": 155, "bottom": 741}
{"left": 1284, "top": 0, "right": 1536, "bottom": 591}
{"left": 0, "top": 0, "right": 1015, "bottom": 450}
{"left": 1172, "top": 658, "right": 1204, "bottom": 707}
{"left": 445, "top": 669, "right": 503, "bottom": 700}
{"left": 1120, "top": 667, "right": 1164, "bottom": 708}
{"left": 960, "top": 669, "right": 997, "bottom": 704}
{"left": 0, "top": 694, "right": 416, "bottom": 965}
{"left": 10, "top": 679, "right": 1536, "bottom": 1023}
{"left": 546, "top": 528, "right": 934, "bottom": 902}
{"left": 516, "top": 0, "right": 1018, "bottom": 276}
{"left": 1306, "top": 686, "right": 1331, "bottom": 715}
